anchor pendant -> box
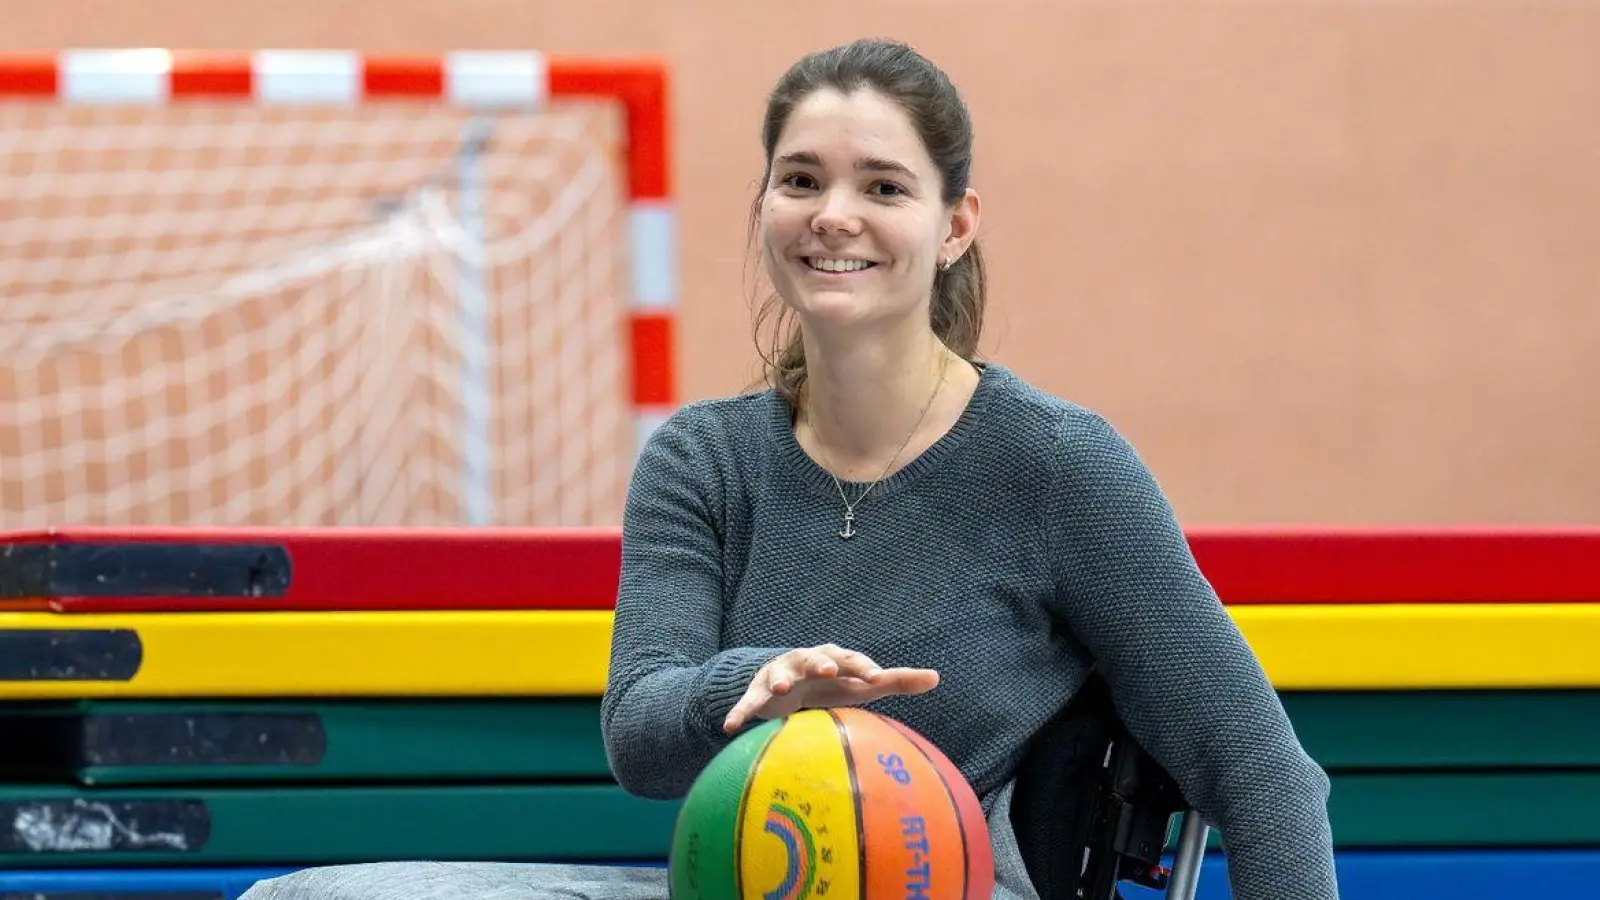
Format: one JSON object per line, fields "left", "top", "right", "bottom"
{"left": 838, "top": 510, "right": 857, "bottom": 539}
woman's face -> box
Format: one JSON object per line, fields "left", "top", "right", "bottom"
{"left": 760, "top": 87, "right": 972, "bottom": 336}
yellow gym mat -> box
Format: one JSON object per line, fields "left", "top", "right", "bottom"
{"left": 0, "top": 604, "right": 1595, "bottom": 698}
{"left": 1237, "top": 602, "right": 1600, "bottom": 689}
{"left": 0, "top": 610, "right": 614, "bottom": 699}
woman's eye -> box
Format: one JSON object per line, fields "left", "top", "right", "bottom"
{"left": 871, "top": 182, "right": 906, "bottom": 197}
{"left": 779, "top": 173, "right": 817, "bottom": 190}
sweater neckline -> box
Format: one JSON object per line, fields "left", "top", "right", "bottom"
{"left": 767, "top": 359, "right": 1006, "bottom": 503}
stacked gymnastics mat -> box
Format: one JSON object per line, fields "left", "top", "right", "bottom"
{"left": 3, "top": 526, "right": 1600, "bottom": 900}
{"left": 1123, "top": 528, "right": 1600, "bottom": 900}
{"left": 0, "top": 527, "right": 677, "bottom": 899}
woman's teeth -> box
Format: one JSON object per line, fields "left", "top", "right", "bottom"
{"left": 806, "top": 258, "right": 874, "bottom": 273}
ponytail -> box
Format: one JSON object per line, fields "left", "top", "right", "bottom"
{"left": 930, "top": 242, "right": 985, "bottom": 360}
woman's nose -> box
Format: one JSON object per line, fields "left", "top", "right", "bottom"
{"left": 811, "top": 188, "right": 862, "bottom": 234}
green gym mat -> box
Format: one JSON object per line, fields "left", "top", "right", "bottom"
{"left": 1187, "top": 771, "right": 1600, "bottom": 850}
{"left": 1, "top": 772, "right": 1597, "bottom": 867}
{"left": 4, "top": 691, "right": 1598, "bottom": 786}
{"left": 1329, "top": 772, "right": 1600, "bottom": 848}
{"left": 0, "top": 784, "right": 679, "bottom": 867}
{"left": 0, "top": 700, "right": 611, "bottom": 785}
{"left": 1281, "top": 689, "right": 1600, "bottom": 770}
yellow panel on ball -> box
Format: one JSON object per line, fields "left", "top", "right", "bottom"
{"left": 736, "top": 708, "right": 862, "bottom": 900}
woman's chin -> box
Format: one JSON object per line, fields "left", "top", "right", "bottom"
{"left": 782, "top": 285, "right": 885, "bottom": 320}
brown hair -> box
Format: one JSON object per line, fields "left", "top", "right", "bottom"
{"left": 747, "top": 38, "right": 987, "bottom": 403}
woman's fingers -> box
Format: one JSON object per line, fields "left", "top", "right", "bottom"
{"left": 721, "top": 649, "right": 938, "bottom": 735}
{"left": 801, "top": 645, "right": 882, "bottom": 681}
{"left": 724, "top": 656, "right": 789, "bottom": 733}
{"left": 803, "top": 667, "right": 941, "bottom": 708}
{"left": 722, "top": 679, "right": 770, "bottom": 734}
{"left": 770, "top": 649, "right": 818, "bottom": 695}
{"left": 802, "top": 647, "right": 840, "bottom": 679}
{"left": 723, "top": 650, "right": 811, "bottom": 733}
{"left": 873, "top": 666, "right": 940, "bottom": 695}
{"left": 816, "top": 645, "right": 884, "bottom": 681}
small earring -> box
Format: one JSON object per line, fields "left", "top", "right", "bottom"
{"left": 940, "top": 258, "right": 953, "bottom": 272}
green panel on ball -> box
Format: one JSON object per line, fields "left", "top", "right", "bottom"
{"left": 670, "top": 718, "right": 783, "bottom": 900}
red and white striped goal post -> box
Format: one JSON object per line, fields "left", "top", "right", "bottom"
{"left": 0, "top": 48, "right": 679, "bottom": 450}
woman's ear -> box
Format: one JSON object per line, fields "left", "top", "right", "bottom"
{"left": 942, "top": 187, "right": 980, "bottom": 264}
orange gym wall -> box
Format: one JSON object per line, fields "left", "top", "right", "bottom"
{"left": 7, "top": 0, "right": 1597, "bottom": 526}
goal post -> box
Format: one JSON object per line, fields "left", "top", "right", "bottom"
{"left": 0, "top": 49, "right": 678, "bottom": 528}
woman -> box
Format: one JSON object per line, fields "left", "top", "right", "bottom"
{"left": 243, "top": 37, "right": 1339, "bottom": 900}
{"left": 601, "top": 37, "right": 1339, "bottom": 900}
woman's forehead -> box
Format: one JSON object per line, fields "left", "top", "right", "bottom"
{"left": 774, "top": 89, "right": 930, "bottom": 171}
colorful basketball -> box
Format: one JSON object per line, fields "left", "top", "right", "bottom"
{"left": 668, "top": 707, "right": 994, "bottom": 900}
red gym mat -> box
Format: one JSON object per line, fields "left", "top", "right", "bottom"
{"left": 1186, "top": 526, "right": 1600, "bottom": 604}
{"left": 0, "top": 526, "right": 621, "bottom": 612}
{"left": 0, "top": 525, "right": 1596, "bottom": 612}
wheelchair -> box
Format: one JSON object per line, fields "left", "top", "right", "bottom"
{"left": 1011, "top": 673, "right": 1211, "bottom": 900}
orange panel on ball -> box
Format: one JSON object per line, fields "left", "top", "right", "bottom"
{"left": 834, "top": 708, "right": 981, "bottom": 900}
{"left": 879, "top": 715, "right": 995, "bottom": 900}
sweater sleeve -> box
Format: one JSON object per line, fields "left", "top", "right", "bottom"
{"left": 599, "top": 407, "right": 791, "bottom": 800}
{"left": 1046, "top": 410, "right": 1340, "bottom": 900}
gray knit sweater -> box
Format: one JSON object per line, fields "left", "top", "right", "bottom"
{"left": 600, "top": 361, "right": 1339, "bottom": 900}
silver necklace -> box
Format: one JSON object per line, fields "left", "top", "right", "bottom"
{"left": 808, "top": 354, "right": 950, "bottom": 539}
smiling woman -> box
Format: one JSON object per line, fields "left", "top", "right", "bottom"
{"left": 593, "top": 37, "right": 1339, "bottom": 900}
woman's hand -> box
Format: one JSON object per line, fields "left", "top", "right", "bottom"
{"left": 722, "top": 644, "right": 940, "bottom": 734}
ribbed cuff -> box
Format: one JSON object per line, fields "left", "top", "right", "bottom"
{"left": 693, "top": 646, "right": 790, "bottom": 740}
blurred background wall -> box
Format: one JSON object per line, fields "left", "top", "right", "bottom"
{"left": 7, "top": 0, "right": 1596, "bottom": 525}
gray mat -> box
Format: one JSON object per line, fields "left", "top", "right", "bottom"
{"left": 238, "top": 862, "right": 670, "bottom": 900}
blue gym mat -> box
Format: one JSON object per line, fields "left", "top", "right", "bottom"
{"left": 0, "top": 863, "right": 666, "bottom": 898}
{"left": 1122, "top": 848, "right": 1600, "bottom": 900}
{"left": 5, "top": 851, "right": 1595, "bottom": 899}
{"left": 0, "top": 867, "right": 298, "bottom": 898}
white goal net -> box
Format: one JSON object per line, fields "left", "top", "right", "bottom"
{"left": 0, "top": 100, "right": 636, "bottom": 528}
